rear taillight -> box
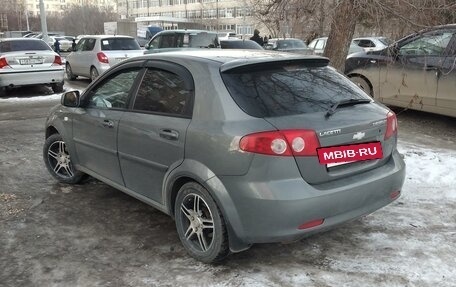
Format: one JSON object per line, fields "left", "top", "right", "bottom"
{"left": 97, "top": 52, "right": 109, "bottom": 64}
{"left": 239, "top": 129, "right": 320, "bottom": 156}
{"left": 52, "top": 55, "right": 62, "bottom": 66}
{"left": 0, "top": 57, "right": 9, "bottom": 69}
{"left": 385, "top": 111, "right": 398, "bottom": 140}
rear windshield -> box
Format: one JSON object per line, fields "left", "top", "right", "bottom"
{"left": 184, "top": 33, "right": 219, "bottom": 48}
{"left": 101, "top": 38, "right": 140, "bottom": 50}
{"left": 221, "top": 40, "right": 262, "bottom": 49}
{"left": 277, "top": 40, "right": 307, "bottom": 49}
{"left": 0, "top": 40, "right": 51, "bottom": 52}
{"left": 222, "top": 63, "right": 370, "bottom": 117}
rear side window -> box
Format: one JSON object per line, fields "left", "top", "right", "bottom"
{"left": 101, "top": 38, "right": 140, "bottom": 50}
{"left": 133, "top": 68, "right": 192, "bottom": 116}
{"left": 222, "top": 63, "right": 370, "bottom": 118}
{"left": 83, "top": 39, "right": 96, "bottom": 51}
{"left": 0, "top": 40, "right": 51, "bottom": 52}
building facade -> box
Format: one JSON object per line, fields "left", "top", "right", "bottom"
{"left": 118, "top": 0, "right": 258, "bottom": 36}
{"left": 24, "top": 0, "right": 117, "bottom": 17}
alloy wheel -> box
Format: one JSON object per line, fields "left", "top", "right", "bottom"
{"left": 179, "top": 193, "right": 215, "bottom": 252}
{"left": 47, "top": 140, "right": 74, "bottom": 179}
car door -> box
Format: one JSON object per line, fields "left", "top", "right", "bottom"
{"left": 68, "top": 38, "right": 85, "bottom": 75}
{"left": 436, "top": 32, "right": 456, "bottom": 116}
{"left": 379, "top": 31, "right": 454, "bottom": 110}
{"left": 72, "top": 63, "right": 142, "bottom": 185}
{"left": 117, "top": 61, "right": 194, "bottom": 203}
{"left": 79, "top": 38, "right": 97, "bottom": 77}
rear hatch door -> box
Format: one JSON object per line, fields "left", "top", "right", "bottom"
{"left": 221, "top": 58, "right": 396, "bottom": 185}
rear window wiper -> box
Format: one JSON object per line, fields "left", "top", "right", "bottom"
{"left": 325, "top": 98, "right": 372, "bottom": 117}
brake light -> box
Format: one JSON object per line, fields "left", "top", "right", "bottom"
{"left": 385, "top": 111, "right": 398, "bottom": 140}
{"left": 52, "top": 55, "right": 62, "bottom": 66}
{"left": 298, "top": 218, "right": 324, "bottom": 230}
{"left": 239, "top": 129, "right": 320, "bottom": 156}
{"left": 0, "top": 57, "right": 9, "bottom": 69}
{"left": 97, "top": 52, "right": 109, "bottom": 64}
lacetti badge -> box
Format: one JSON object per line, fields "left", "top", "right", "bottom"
{"left": 352, "top": 131, "right": 366, "bottom": 140}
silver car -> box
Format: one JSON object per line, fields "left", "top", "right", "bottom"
{"left": 43, "top": 50, "right": 405, "bottom": 263}
{"left": 65, "top": 35, "right": 143, "bottom": 81}
{"left": 0, "top": 38, "right": 64, "bottom": 96}
{"left": 308, "top": 37, "right": 364, "bottom": 56}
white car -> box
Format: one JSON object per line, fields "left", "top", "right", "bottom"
{"left": 0, "top": 38, "right": 65, "bottom": 96}
{"left": 352, "top": 37, "right": 391, "bottom": 52}
{"left": 49, "top": 36, "right": 72, "bottom": 52}
{"left": 308, "top": 37, "right": 364, "bottom": 56}
{"left": 65, "top": 35, "right": 143, "bottom": 81}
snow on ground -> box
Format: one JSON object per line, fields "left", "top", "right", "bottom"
{"left": 0, "top": 90, "right": 84, "bottom": 103}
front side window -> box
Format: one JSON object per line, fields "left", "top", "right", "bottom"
{"left": 87, "top": 69, "right": 140, "bottom": 109}
{"left": 222, "top": 62, "right": 370, "bottom": 118}
{"left": 133, "top": 68, "right": 191, "bottom": 116}
{"left": 83, "top": 38, "right": 96, "bottom": 51}
{"left": 399, "top": 32, "right": 454, "bottom": 56}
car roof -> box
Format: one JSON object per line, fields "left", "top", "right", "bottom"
{"left": 156, "top": 29, "right": 217, "bottom": 34}
{"left": 0, "top": 38, "right": 45, "bottom": 42}
{"left": 125, "top": 50, "right": 328, "bottom": 71}
{"left": 80, "top": 35, "right": 135, "bottom": 39}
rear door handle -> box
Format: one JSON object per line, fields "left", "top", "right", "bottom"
{"left": 159, "top": 129, "right": 179, "bottom": 141}
{"left": 102, "top": 119, "right": 114, "bottom": 128}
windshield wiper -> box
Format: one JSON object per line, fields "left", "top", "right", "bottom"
{"left": 325, "top": 98, "right": 372, "bottom": 117}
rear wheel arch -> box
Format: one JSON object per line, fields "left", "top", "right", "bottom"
{"left": 165, "top": 165, "right": 251, "bottom": 253}
{"left": 348, "top": 73, "right": 374, "bottom": 97}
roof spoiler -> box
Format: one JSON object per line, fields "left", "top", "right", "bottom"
{"left": 220, "top": 57, "right": 330, "bottom": 73}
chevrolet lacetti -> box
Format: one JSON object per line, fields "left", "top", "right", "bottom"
{"left": 43, "top": 50, "right": 406, "bottom": 263}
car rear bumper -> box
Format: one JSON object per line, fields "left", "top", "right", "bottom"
{"left": 0, "top": 68, "right": 64, "bottom": 87}
{"left": 215, "top": 149, "right": 405, "bottom": 244}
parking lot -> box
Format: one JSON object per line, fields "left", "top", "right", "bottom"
{"left": 1, "top": 80, "right": 456, "bottom": 286}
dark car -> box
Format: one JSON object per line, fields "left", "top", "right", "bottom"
{"left": 220, "top": 39, "right": 263, "bottom": 50}
{"left": 345, "top": 24, "right": 456, "bottom": 118}
{"left": 265, "top": 38, "right": 313, "bottom": 55}
{"left": 44, "top": 50, "right": 405, "bottom": 263}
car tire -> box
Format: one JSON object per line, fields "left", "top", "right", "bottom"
{"left": 174, "top": 182, "right": 229, "bottom": 263}
{"left": 0, "top": 87, "right": 6, "bottom": 97}
{"left": 350, "top": 76, "right": 373, "bottom": 97}
{"left": 43, "top": 133, "right": 85, "bottom": 184}
{"left": 66, "top": 63, "right": 77, "bottom": 80}
{"left": 51, "top": 82, "right": 64, "bottom": 93}
{"left": 90, "top": 67, "right": 99, "bottom": 82}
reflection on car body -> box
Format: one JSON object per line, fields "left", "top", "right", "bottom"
{"left": 44, "top": 50, "right": 405, "bottom": 263}
{"left": 345, "top": 24, "right": 456, "bottom": 118}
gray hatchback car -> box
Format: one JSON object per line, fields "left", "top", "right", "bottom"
{"left": 43, "top": 50, "right": 405, "bottom": 263}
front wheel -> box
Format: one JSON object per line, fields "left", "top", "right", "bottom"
{"left": 174, "top": 182, "right": 229, "bottom": 263}
{"left": 66, "top": 63, "right": 77, "bottom": 80}
{"left": 350, "top": 76, "right": 373, "bottom": 97}
{"left": 43, "top": 133, "right": 85, "bottom": 184}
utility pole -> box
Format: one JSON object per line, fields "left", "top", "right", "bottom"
{"left": 39, "top": 0, "right": 49, "bottom": 43}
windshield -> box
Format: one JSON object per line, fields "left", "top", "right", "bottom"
{"left": 0, "top": 40, "right": 52, "bottom": 52}
{"left": 222, "top": 63, "right": 370, "bottom": 117}
{"left": 101, "top": 38, "right": 140, "bottom": 50}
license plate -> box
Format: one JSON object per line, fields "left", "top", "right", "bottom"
{"left": 19, "top": 58, "right": 43, "bottom": 65}
{"left": 317, "top": 142, "right": 383, "bottom": 166}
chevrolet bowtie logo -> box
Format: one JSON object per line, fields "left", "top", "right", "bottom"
{"left": 353, "top": 131, "right": 366, "bottom": 140}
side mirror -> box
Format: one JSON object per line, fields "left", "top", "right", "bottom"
{"left": 61, "top": 90, "right": 80, "bottom": 107}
